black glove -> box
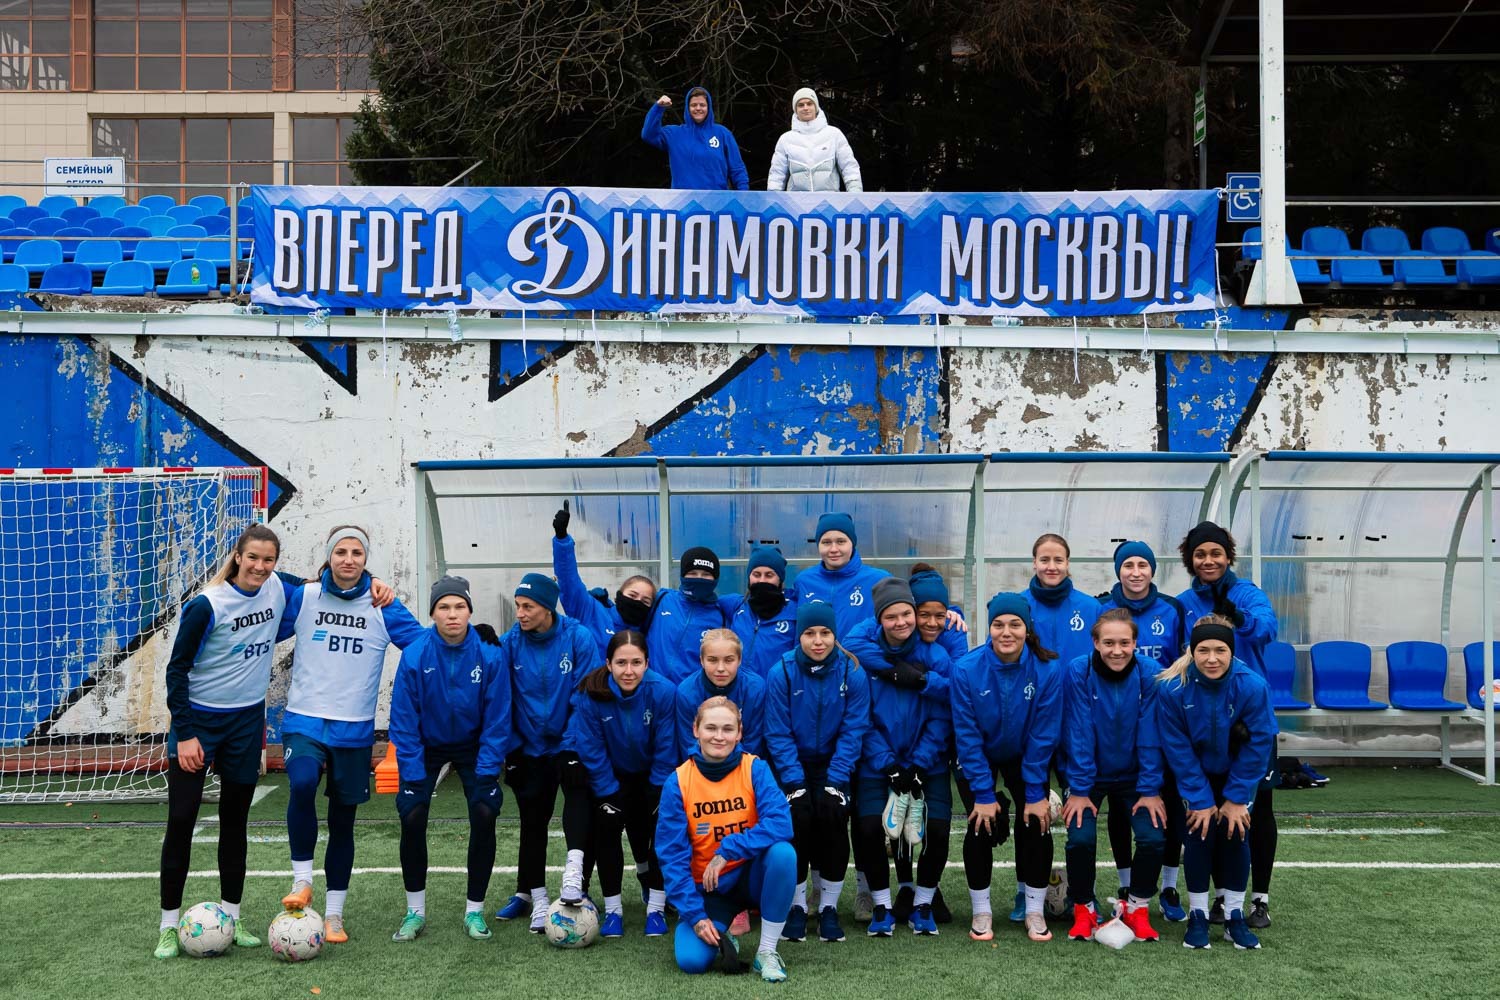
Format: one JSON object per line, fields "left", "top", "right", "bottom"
{"left": 1212, "top": 583, "right": 1245, "bottom": 627}
{"left": 816, "top": 785, "right": 850, "bottom": 826}
{"left": 474, "top": 622, "right": 501, "bottom": 646}
{"left": 785, "top": 785, "right": 813, "bottom": 827}
{"left": 597, "top": 790, "right": 627, "bottom": 819}
{"left": 899, "top": 765, "right": 923, "bottom": 797}
{"left": 502, "top": 749, "right": 526, "bottom": 790}
{"left": 395, "top": 779, "right": 428, "bottom": 819}
{"left": 886, "top": 767, "right": 908, "bottom": 794}
{"left": 1228, "top": 719, "right": 1251, "bottom": 755}
{"left": 558, "top": 751, "right": 591, "bottom": 789}
{"left": 888, "top": 659, "right": 929, "bottom": 691}
{"left": 468, "top": 773, "right": 502, "bottom": 811}
{"left": 861, "top": 660, "right": 897, "bottom": 682}
{"left": 553, "top": 502, "right": 570, "bottom": 539}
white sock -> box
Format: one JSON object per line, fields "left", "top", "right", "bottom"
{"left": 1023, "top": 885, "right": 1046, "bottom": 915}
{"left": 219, "top": 900, "right": 240, "bottom": 919}
{"left": 529, "top": 888, "right": 550, "bottom": 916}
{"left": 899, "top": 880, "right": 914, "bottom": 891}
{"left": 1188, "top": 891, "right": 1209, "bottom": 914}
{"left": 604, "top": 894, "right": 623, "bottom": 916}
{"left": 792, "top": 882, "right": 807, "bottom": 910}
{"left": 1162, "top": 866, "right": 1179, "bottom": 890}
{"left": 325, "top": 889, "right": 347, "bottom": 918}
{"left": 1215, "top": 888, "right": 1226, "bottom": 901}
{"left": 292, "top": 858, "right": 314, "bottom": 886}
{"left": 1253, "top": 892, "right": 1268, "bottom": 904}
{"left": 565, "top": 849, "right": 584, "bottom": 870}
{"left": 465, "top": 899, "right": 484, "bottom": 914}
{"left": 1128, "top": 895, "right": 1150, "bottom": 909}
{"left": 968, "top": 888, "right": 991, "bottom": 915}
{"left": 759, "top": 920, "right": 784, "bottom": 955}
{"left": 160, "top": 908, "right": 180, "bottom": 931}
{"left": 1224, "top": 889, "right": 1247, "bottom": 915}
{"left": 1116, "top": 866, "right": 1131, "bottom": 890}
{"left": 872, "top": 888, "right": 892, "bottom": 908}
{"left": 856, "top": 870, "right": 870, "bottom": 895}
{"left": 819, "top": 878, "right": 844, "bottom": 909}
{"left": 913, "top": 885, "right": 935, "bottom": 907}
{"left": 647, "top": 889, "right": 666, "bottom": 914}
{"left": 512, "top": 891, "right": 533, "bottom": 904}
{"left": 406, "top": 890, "right": 426, "bottom": 916}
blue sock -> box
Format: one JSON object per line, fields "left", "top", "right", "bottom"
{"left": 285, "top": 756, "right": 322, "bottom": 862}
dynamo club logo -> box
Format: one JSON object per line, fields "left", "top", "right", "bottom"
{"left": 506, "top": 188, "right": 607, "bottom": 299}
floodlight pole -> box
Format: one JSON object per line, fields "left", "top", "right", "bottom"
{"left": 1245, "top": 0, "right": 1303, "bottom": 306}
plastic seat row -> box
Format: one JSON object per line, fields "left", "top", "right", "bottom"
{"left": 0, "top": 193, "right": 252, "bottom": 222}
{"left": 0, "top": 259, "right": 236, "bottom": 297}
{"left": 1266, "top": 640, "right": 1500, "bottom": 712}
{"left": 1, "top": 233, "right": 250, "bottom": 269}
{"left": 1, "top": 208, "right": 252, "bottom": 234}
{"left": 1242, "top": 226, "right": 1500, "bottom": 287}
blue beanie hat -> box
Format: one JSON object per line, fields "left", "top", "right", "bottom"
{"left": 985, "top": 592, "right": 1032, "bottom": 630}
{"left": 796, "top": 599, "right": 837, "bottom": 637}
{"left": 1113, "top": 540, "right": 1157, "bottom": 578}
{"left": 515, "top": 572, "right": 559, "bottom": 613}
{"left": 909, "top": 569, "right": 949, "bottom": 608}
{"left": 747, "top": 545, "right": 788, "bottom": 583}
{"left": 815, "top": 511, "right": 857, "bottom": 548}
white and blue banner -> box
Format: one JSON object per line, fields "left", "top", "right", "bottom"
{"left": 250, "top": 185, "right": 1220, "bottom": 317}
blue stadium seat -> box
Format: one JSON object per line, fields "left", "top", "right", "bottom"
{"left": 1361, "top": 227, "right": 1456, "bottom": 287}
{"left": 29, "top": 216, "right": 66, "bottom": 236}
{"left": 37, "top": 262, "right": 93, "bottom": 295}
{"left": 0, "top": 194, "right": 25, "bottom": 219}
{"left": 166, "top": 204, "right": 203, "bottom": 226}
{"left": 1384, "top": 641, "right": 1465, "bottom": 710}
{"left": 1488, "top": 229, "right": 1500, "bottom": 255}
{"left": 1240, "top": 226, "right": 1262, "bottom": 260}
{"left": 1303, "top": 226, "right": 1393, "bottom": 286}
{"left": 133, "top": 239, "right": 181, "bottom": 272}
{"left": 0, "top": 262, "right": 28, "bottom": 292}
{"left": 191, "top": 194, "right": 227, "bottom": 215}
{"left": 1264, "top": 641, "right": 1310, "bottom": 710}
{"left": 84, "top": 216, "right": 122, "bottom": 236}
{"left": 1242, "top": 226, "right": 1331, "bottom": 286}
{"left": 138, "top": 194, "right": 176, "bottom": 215}
{"left": 54, "top": 227, "right": 91, "bottom": 259}
{"left": 1421, "top": 228, "right": 1500, "bottom": 286}
{"left": 156, "top": 258, "right": 215, "bottom": 296}
{"left": 93, "top": 259, "right": 154, "bottom": 296}
{"left": 87, "top": 195, "right": 127, "bottom": 218}
{"left": 112, "top": 225, "right": 150, "bottom": 256}
{"left": 73, "top": 239, "right": 123, "bottom": 275}
{"left": 1310, "top": 640, "right": 1388, "bottom": 710}
{"left": 198, "top": 215, "right": 229, "bottom": 236}
{"left": 61, "top": 205, "right": 99, "bottom": 226}
{"left": 38, "top": 194, "right": 77, "bottom": 217}
{"left": 141, "top": 214, "right": 176, "bottom": 236}
{"left": 0, "top": 228, "right": 36, "bottom": 263}
{"left": 13, "top": 239, "right": 62, "bottom": 276}
{"left": 1462, "top": 641, "right": 1500, "bottom": 711}
{"left": 114, "top": 205, "right": 150, "bottom": 227}
{"left": 167, "top": 224, "right": 206, "bottom": 256}
{"left": 9, "top": 205, "right": 46, "bottom": 228}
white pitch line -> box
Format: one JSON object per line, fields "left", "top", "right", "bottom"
{"left": 1279, "top": 827, "right": 1445, "bottom": 836}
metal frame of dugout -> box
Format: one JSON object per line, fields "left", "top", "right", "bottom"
{"left": 412, "top": 451, "right": 1498, "bottom": 785}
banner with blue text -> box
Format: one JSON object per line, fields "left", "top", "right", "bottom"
{"left": 250, "top": 185, "right": 1220, "bottom": 318}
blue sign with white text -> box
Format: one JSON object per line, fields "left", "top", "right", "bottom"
{"left": 250, "top": 185, "right": 1220, "bottom": 318}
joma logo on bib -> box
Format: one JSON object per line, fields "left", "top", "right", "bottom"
{"left": 230, "top": 608, "right": 274, "bottom": 632}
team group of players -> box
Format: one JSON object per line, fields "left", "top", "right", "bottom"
{"left": 153, "top": 508, "right": 1282, "bottom": 983}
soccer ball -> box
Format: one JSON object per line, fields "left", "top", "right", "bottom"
{"left": 1478, "top": 679, "right": 1500, "bottom": 706}
{"left": 178, "top": 901, "right": 236, "bottom": 958}
{"left": 1043, "top": 866, "right": 1070, "bottom": 919}
{"left": 268, "top": 908, "right": 325, "bottom": 962}
{"left": 1047, "top": 789, "right": 1063, "bottom": 826}
{"left": 544, "top": 899, "right": 600, "bottom": 949}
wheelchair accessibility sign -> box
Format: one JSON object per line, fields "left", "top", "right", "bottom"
{"left": 1225, "top": 173, "right": 1260, "bottom": 223}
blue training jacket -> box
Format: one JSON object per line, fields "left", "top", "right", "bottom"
{"left": 499, "top": 614, "right": 599, "bottom": 758}
{"left": 551, "top": 534, "right": 632, "bottom": 661}
{"left": 1060, "top": 653, "right": 1164, "bottom": 800}
{"left": 645, "top": 587, "right": 737, "bottom": 684}
{"left": 725, "top": 592, "right": 799, "bottom": 679}
{"left": 387, "top": 625, "right": 513, "bottom": 781}
{"left": 675, "top": 667, "right": 766, "bottom": 760}
{"left": 1024, "top": 577, "right": 1102, "bottom": 666}
{"left": 791, "top": 552, "right": 891, "bottom": 637}
{"left": 1155, "top": 660, "right": 1278, "bottom": 811}
{"left": 856, "top": 633, "right": 953, "bottom": 779}
{"left": 842, "top": 615, "right": 957, "bottom": 706}
{"left": 566, "top": 670, "right": 678, "bottom": 797}
{"left": 1097, "top": 584, "right": 1187, "bottom": 672}
{"left": 655, "top": 754, "right": 793, "bottom": 927}
{"left": 1176, "top": 570, "right": 1278, "bottom": 680}
{"left": 949, "top": 642, "right": 1063, "bottom": 805}
{"left": 640, "top": 88, "right": 749, "bottom": 191}
{"left": 763, "top": 647, "right": 870, "bottom": 789}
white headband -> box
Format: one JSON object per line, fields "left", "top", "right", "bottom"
{"left": 326, "top": 528, "right": 371, "bottom": 565}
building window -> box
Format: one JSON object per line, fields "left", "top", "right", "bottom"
{"left": 94, "top": 0, "right": 273, "bottom": 92}
{"left": 292, "top": 116, "right": 355, "bottom": 184}
{"left": 294, "top": 1, "right": 368, "bottom": 91}
{"left": 93, "top": 117, "right": 273, "bottom": 202}
{"left": 0, "top": 0, "right": 72, "bottom": 92}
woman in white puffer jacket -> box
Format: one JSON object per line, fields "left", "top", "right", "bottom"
{"left": 767, "top": 88, "right": 863, "bottom": 193}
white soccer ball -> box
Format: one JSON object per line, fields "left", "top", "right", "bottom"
{"left": 1047, "top": 789, "right": 1063, "bottom": 826}
{"left": 544, "top": 899, "right": 599, "bottom": 949}
{"left": 1043, "top": 866, "right": 1070, "bottom": 919}
{"left": 268, "top": 907, "right": 325, "bottom": 962}
{"left": 178, "top": 901, "right": 236, "bottom": 958}
{"left": 1479, "top": 679, "right": 1500, "bottom": 705}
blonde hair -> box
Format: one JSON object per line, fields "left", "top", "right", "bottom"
{"left": 699, "top": 628, "right": 742, "bottom": 658}
{"left": 210, "top": 524, "right": 281, "bottom": 586}
{"left": 1158, "top": 613, "right": 1236, "bottom": 684}
{"left": 693, "top": 695, "right": 742, "bottom": 729}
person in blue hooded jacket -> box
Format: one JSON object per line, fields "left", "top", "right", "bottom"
{"left": 489, "top": 573, "right": 601, "bottom": 932}
{"left": 1175, "top": 521, "right": 1280, "bottom": 930}
{"left": 1057, "top": 609, "right": 1166, "bottom": 945}
{"left": 1155, "top": 614, "right": 1277, "bottom": 951}
{"left": 642, "top": 87, "right": 749, "bottom": 191}
{"left": 675, "top": 628, "right": 766, "bottom": 760}
{"left": 949, "top": 592, "right": 1063, "bottom": 944}
{"left": 763, "top": 599, "right": 870, "bottom": 944}
{"left": 846, "top": 578, "right": 953, "bottom": 938}
{"left": 1024, "top": 533, "right": 1102, "bottom": 667}
{"left": 387, "top": 575, "right": 513, "bottom": 944}
{"left": 910, "top": 563, "right": 971, "bottom": 663}
{"left": 724, "top": 545, "right": 799, "bottom": 679}
{"left": 792, "top": 512, "right": 891, "bottom": 637}
{"left": 561, "top": 629, "right": 677, "bottom": 938}
{"left": 646, "top": 547, "right": 738, "bottom": 683}
{"left": 551, "top": 502, "right": 656, "bottom": 661}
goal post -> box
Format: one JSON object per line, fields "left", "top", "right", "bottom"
{"left": 0, "top": 466, "right": 267, "bottom": 803}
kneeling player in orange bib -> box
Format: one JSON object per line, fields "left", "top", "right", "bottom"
{"left": 655, "top": 696, "right": 795, "bottom": 983}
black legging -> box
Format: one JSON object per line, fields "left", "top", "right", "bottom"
{"left": 789, "top": 763, "right": 849, "bottom": 885}
{"left": 159, "top": 763, "right": 255, "bottom": 910}
{"left": 1106, "top": 802, "right": 1133, "bottom": 873}
{"left": 854, "top": 814, "right": 951, "bottom": 893}
{"left": 1162, "top": 770, "right": 1185, "bottom": 870}
{"left": 513, "top": 754, "right": 592, "bottom": 895}
{"left": 957, "top": 759, "right": 1052, "bottom": 890}
{"left": 398, "top": 765, "right": 498, "bottom": 903}
{"left": 590, "top": 774, "right": 664, "bottom": 897}
{"left": 1251, "top": 781, "right": 1277, "bottom": 896}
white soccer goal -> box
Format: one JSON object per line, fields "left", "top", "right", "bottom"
{"left": 0, "top": 466, "right": 267, "bottom": 803}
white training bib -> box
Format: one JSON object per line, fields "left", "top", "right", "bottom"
{"left": 286, "top": 582, "right": 394, "bottom": 723}
{"left": 189, "top": 579, "right": 287, "bottom": 710}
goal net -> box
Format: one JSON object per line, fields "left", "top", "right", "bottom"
{"left": 0, "top": 467, "right": 267, "bottom": 803}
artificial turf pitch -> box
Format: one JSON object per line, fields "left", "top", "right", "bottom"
{"left": 0, "top": 766, "right": 1495, "bottom": 1000}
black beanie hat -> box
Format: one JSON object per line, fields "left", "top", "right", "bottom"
{"left": 680, "top": 546, "right": 720, "bottom": 581}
